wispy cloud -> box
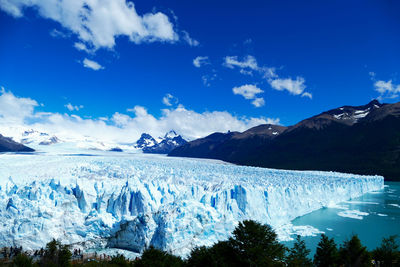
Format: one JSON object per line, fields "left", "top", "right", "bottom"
{"left": 224, "top": 55, "right": 259, "bottom": 70}
{"left": 223, "top": 55, "right": 276, "bottom": 79}
{"left": 49, "top": 29, "right": 70, "bottom": 39}
{"left": 374, "top": 79, "right": 400, "bottom": 100}
{"left": 251, "top": 97, "right": 265, "bottom": 107}
{"left": 202, "top": 73, "right": 217, "bottom": 87}
{"left": 193, "top": 56, "right": 209, "bottom": 68}
{"left": 182, "top": 31, "right": 199, "bottom": 47}
{"left": 82, "top": 58, "right": 104, "bottom": 71}
{"left": 162, "top": 93, "right": 178, "bottom": 106}
{"left": 65, "top": 103, "right": 84, "bottom": 112}
{"left": 223, "top": 54, "right": 312, "bottom": 99}
{"left": 233, "top": 84, "right": 265, "bottom": 107}
{"left": 269, "top": 77, "right": 307, "bottom": 96}
{"left": 301, "top": 92, "right": 313, "bottom": 99}
{"left": 74, "top": 43, "right": 94, "bottom": 54}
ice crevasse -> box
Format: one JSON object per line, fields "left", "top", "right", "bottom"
{"left": 0, "top": 153, "right": 384, "bottom": 256}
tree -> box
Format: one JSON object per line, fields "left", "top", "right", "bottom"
{"left": 186, "top": 241, "right": 240, "bottom": 267}
{"left": 58, "top": 245, "right": 72, "bottom": 267}
{"left": 286, "top": 235, "right": 312, "bottom": 267}
{"left": 186, "top": 246, "right": 218, "bottom": 267}
{"left": 339, "top": 235, "right": 371, "bottom": 267}
{"left": 228, "top": 220, "right": 286, "bottom": 266}
{"left": 41, "top": 239, "right": 71, "bottom": 267}
{"left": 135, "top": 246, "right": 183, "bottom": 267}
{"left": 109, "top": 253, "right": 131, "bottom": 267}
{"left": 372, "top": 235, "right": 400, "bottom": 267}
{"left": 12, "top": 252, "right": 33, "bottom": 267}
{"left": 313, "top": 234, "right": 339, "bottom": 267}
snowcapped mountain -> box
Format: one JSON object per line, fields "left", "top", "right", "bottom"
{"left": 0, "top": 126, "right": 139, "bottom": 154}
{"left": 135, "top": 130, "right": 187, "bottom": 154}
{"left": 0, "top": 126, "right": 187, "bottom": 155}
{"left": 289, "top": 99, "right": 384, "bottom": 131}
{"left": 39, "top": 136, "right": 60, "bottom": 146}
{"left": 0, "top": 153, "right": 383, "bottom": 256}
{"left": 170, "top": 100, "right": 400, "bottom": 181}
{"left": 326, "top": 99, "right": 383, "bottom": 123}
{"left": 135, "top": 133, "right": 158, "bottom": 149}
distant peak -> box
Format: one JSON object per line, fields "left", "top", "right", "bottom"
{"left": 164, "top": 130, "right": 178, "bottom": 139}
{"left": 368, "top": 99, "right": 381, "bottom": 107}
{"left": 140, "top": 133, "right": 153, "bottom": 138}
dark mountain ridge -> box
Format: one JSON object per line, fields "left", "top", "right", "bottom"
{"left": 0, "top": 134, "right": 35, "bottom": 152}
{"left": 169, "top": 100, "right": 400, "bottom": 181}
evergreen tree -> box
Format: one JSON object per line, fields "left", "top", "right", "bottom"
{"left": 372, "top": 235, "right": 400, "bottom": 267}
{"left": 41, "top": 239, "right": 71, "bottom": 267}
{"left": 210, "top": 240, "right": 242, "bottom": 267}
{"left": 186, "top": 241, "right": 241, "bottom": 267}
{"left": 286, "top": 235, "right": 312, "bottom": 267}
{"left": 58, "top": 245, "right": 72, "bottom": 267}
{"left": 339, "top": 235, "right": 371, "bottom": 267}
{"left": 186, "top": 246, "right": 215, "bottom": 267}
{"left": 109, "top": 254, "right": 131, "bottom": 267}
{"left": 12, "top": 252, "right": 33, "bottom": 267}
{"left": 313, "top": 234, "right": 339, "bottom": 267}
{"left": 228, "top": 220, "right": 286, "bottom": 266}
{"left": 135, "top": 246, "right": 183, "bottom": 267}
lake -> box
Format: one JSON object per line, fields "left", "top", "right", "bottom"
{"left": 285, "top": 181, "right": 400, "bottom": 255}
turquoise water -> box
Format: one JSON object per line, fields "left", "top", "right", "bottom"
{"left": 285, "top": 182, "right": 400, "bottom": 254}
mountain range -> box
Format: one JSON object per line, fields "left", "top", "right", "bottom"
{"left": 169, "top": 100, "right": 400, "bottom": 181}
{"left": 136, "top": 130, "right": 187, "bottom": 154}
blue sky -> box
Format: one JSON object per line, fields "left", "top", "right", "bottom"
{"left": 0, "top": 0, "right": 400, "bottom": 141}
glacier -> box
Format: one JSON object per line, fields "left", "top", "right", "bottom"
{"left": 0, "top": 152, "right": 384, "bottom": 256}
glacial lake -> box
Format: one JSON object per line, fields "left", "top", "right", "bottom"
{"left": 285, "top": 181, "right": 400, "bottom": 254}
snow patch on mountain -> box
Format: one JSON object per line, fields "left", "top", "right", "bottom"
{"left": 136, "top": 130, "right": 187, "bottom": 154}
{"left": 328, "top": 100, "right": 383, "bottom": 124}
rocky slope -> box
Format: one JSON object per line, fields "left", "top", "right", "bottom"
{"left": 169, "top": 100, "right": 400, "bottom": 181}
{"left": 0, "top": 134, "right": 34, "bottom": 152}
{"left": 136, "top": 130, "right": 187, "bottom": 154}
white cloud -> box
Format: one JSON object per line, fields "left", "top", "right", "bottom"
{"left": 193, "top": 56, "right": 209, "bottom": 68}
{"left": 269, "top": 77, "right": 307, "bottom": 95}
{"left": 49, "top": 28, "right": 69, "bottom": 39}
{"left": 233, "top": 84, "right": 263, "bottom": 99}
{"left": 224, "top": 55, "right": 259, "bottom": 70}
{"left": 223, "top": 54, "right": 310, "bottom": 99}
{"left": 0, "top": 88, "right": 279, "bottom": 142}
{"left": 301, "top": 92, "right": 312, "bottom": 99}
{"left": 65, "top": 103, "right": 84, "bottom": 111}
{"left": 162, "top": 93, "right": 178, "bottom": 106}
{"left": 232, "top": 84, "right": 265, "bottom": 108}
{"left": 251, "top": 97, "right": 265, "bottom": 107}
{"left": 369, "top": 72, "right": 376, "bottom": 79}
{"left": 74, "top": 42, "right": 93, "bottom": 54}
{"left": 0, "top": 0, "right": 178, "bottom": 51}
{"left": 182, "top": 31, "right": 199, "bottom": 47}
{"left": 82, "top": 58, "right": 104, "bottom": 70}
{"left": 374, "top": 79, "right": 400, "bottom": 100}
{"left": 223, "top": 55, "right": 276, "bottom": 79}
{"left": 0, "top": 87, "right": 38, "bottom": 124}
{"left": 239, "top": 69, "right": 253, "bottom": 76}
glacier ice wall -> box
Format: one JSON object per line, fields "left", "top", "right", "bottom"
{"left": 0, "top": 153, "right": 384, "bottom": 256}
